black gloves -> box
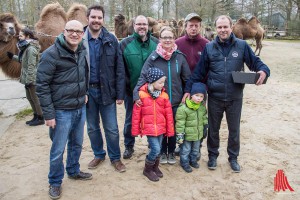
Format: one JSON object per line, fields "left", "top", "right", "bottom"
{"left": 203, "top": 124, "right": 209, "bottom": 139}
{"left": 6, "top": 52, "right": 14, "bottom": 59}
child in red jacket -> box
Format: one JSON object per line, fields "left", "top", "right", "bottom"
{"left": 132, "top": 67, "right": 174, "bottom": 182}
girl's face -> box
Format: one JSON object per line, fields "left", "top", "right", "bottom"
{"left": 191, "top": 93, "right": 204, "bottom": 104}
{"left": 159, "top": 30, "right": 175, "bottom": 50}
{"left": 152, "top": 76, "right": 166, "bottom": 91}
{"left": 18, "top": 32, "right": 28, "bottom": 40}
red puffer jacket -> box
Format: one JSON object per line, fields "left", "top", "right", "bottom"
{"left": 131, "top": 83, "right": 174, "bottom": 137}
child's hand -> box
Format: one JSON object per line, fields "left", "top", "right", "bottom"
{"left": 176, "top": 133, "right": 184, "bottom": 144}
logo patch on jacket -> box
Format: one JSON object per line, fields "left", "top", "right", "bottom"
{"left": 232, "top": 51, "right": 238, "bottom": 57}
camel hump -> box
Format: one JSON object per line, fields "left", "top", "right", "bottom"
{"left": 236, "top": 18, "right": 248, "bottom": 24}
{"left": 67, "top": 3, "right": 87, "bottom": 27}
{"left": 248, "top": 16, "right": 260, "bottom": 24}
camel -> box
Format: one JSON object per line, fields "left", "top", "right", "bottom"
{"left": 114, "top": 14, "right": 134, "bottom": 40}
{"left": 232, "top": 16, "right": 265, "bottom": 56}
{"left": 0, "top": 13, "right": 23, "bottom": 78}
{"left": 204, "top": 27, "right": 214, "bottom": 41}
{"left": 66, "top": 3, "right": 88, "bottom": 27}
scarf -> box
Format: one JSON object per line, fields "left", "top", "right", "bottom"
{"left": 155, "top": 43, "right": 177, "bottom": 60}
{"left": 147, "top": 84, "right": 162, "bottom": 99}
{"left": 186, "top": 98, "right": 201, "bottom": 110}
{"left": 17, "top": 40, "right": 31, "bottom": 62}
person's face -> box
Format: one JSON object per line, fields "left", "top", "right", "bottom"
{"left": 87, "top": 9, "right": 104, "bottom": 32}
{"left": 159, "top": 30, "right": 175, "bottom": 50}
{"left": 191, "top": 93, "right": 204, "bottom": 104}
{"left": 134, "top": 16, "right": 148, "bottom": 38}
{"left": 64, "top": 22, "right": 84, "bottom": 50}
{"left": 18, "top": 31, "right": 26, "bottom": 40}
{"left": 216, "top": 17, "right": 232, "bottom": 42}
{"left": 185, "top": 19, "right": 201, "bottom": 38}
{"left": 152, "top": 76, "right": 166, "bottom": 91}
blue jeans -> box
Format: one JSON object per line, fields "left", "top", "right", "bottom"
{"left": 180, "top": 140, "right": 200, "bottom": 167}
{"left": 123, "top": 94, "right": 135, "bottom": 148}
{"left": 48, "top": 106, "right": 86, "bottom": 186}
{"left": 147, "top": 135, "right": 163, "bottom": 162}
{"left": 86, "top": 87, "right": 121, "bottom": 162}
{"left": 207, "top": 97, "right": 242, "bottom": 161}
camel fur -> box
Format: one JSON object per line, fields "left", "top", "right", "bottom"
{"left": 66, "top": 3, "right": 88, "bottom": 27}
{"left": 232, "top": 16, "right": 265, "bottom": 56}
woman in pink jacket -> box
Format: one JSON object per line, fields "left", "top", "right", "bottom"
{"left": 132, "top": 67, "right": 174, "bottom": 182}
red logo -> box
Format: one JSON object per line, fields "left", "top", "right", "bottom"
{"left": 274, "top": 169, "right": 294, "bottom": 192}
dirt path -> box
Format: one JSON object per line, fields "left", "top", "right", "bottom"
{"left": 0, "top": 40, "right": 299, "bottom": 200}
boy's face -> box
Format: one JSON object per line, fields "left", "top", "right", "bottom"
{"left": 191, "top": 93, "right": 204, "bottom": 104}
{"left": 152, "top": 76, "right": 166, "bottom": 91}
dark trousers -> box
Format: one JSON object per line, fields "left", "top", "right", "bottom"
{"left": 207, "top": 97, "right": 242, "bottom": 161}
{"left": 161, "top": 106, "right": 178, "bottom": 154}
{"left": 25, "top": 85, "right": 43, "bottom": 116}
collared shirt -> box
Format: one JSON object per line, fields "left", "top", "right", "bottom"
{"left": 88, "top": 30, "right": 103, "bottom": 84}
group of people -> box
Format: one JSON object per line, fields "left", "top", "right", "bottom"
{"left": 8, "top": 4, "right": 270, "bottom": 199}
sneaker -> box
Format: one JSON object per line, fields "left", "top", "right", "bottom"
{"left": 208, "top": 158, "right": 217, "bottom": 170}
{"left": 160, "top": 153, "right": 168, "bottom": 164}
{"left": 68, "top": 171, "right": 93, "bottom": 180}
{"left": 123, "top": 147, "right": 134, "bottom": 159}
{"left": 182, "top": 165, "right": 192, "bottom": 173}
{"left": 174, "top": 146, "right": 180, "bottom": 156}
{"left": 112, "top": 160, "right": 126, "bottom": 173}
{"left": 167, "top": 153, "right": 176, "bottom": 165}
{"left": 229, "top": 160, "right": 240, "bottom": 173}
{"left": 49, "top": 185, "right": 61, "bottom": 199}
{"left": 190, "top": 162, "right": 200, "bottom": 169}
{"left": 88, "top": 157, "right": 105, "bottom": 169}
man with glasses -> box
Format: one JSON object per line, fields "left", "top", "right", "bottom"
{"left": 119, "top": 15, "right": 159, "bottom": 159}
{"left": 83, "top": 5, "right": 126, "bottom": 172}
{"left": 36, "top": 20, "right": 91, "bottom": 199}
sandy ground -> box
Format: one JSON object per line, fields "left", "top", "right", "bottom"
{"left": 0, "top": 40, "right": 300, "bottom": 200}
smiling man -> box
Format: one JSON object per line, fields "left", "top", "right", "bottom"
{"left": 36, "top": 20, "right": 91, "bottom": 199}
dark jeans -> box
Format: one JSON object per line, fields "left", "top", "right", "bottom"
{"left": 123, "top": 94, "right": 135, "bottom": 148}
{"left": 207, "top": 97, "right": 242, "bottom": 161}
{"left": 25, "top": 85, "right": 43, "bottom": 116}
{"left": 161, "top": 106, "right": 178, "bottom": 154}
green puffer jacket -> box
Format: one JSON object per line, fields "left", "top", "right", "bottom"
{"left": 175, "top": 102, "right": 208, "bottom": 141}
{"left": 13, "top": 40, "right": 40, "bottom": 85}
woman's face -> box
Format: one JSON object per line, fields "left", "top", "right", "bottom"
{"left": 159, "top": 30, "right": 175, "bottom": 50}
{"left": 18, "top": 32, "right": 28, "bottom": 40}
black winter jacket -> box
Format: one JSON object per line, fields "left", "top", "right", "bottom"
{"left": 36, "top": 35, "right": 88, "bottom": 120}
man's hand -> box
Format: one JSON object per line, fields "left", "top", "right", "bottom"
{"left": 256, "top": 71, "right": 267, "bottom": 85}
{"left": 85, "top": 95, "right": 88, "bottom": 104}
{"left": 45, "top": 119, "right": 56, "bottom": 129}
{"left": 181, "top": 93, "right": 190, "bottom": 103}
{"left": 134, "top": 99, "right": 142, "bottom": 107}
{"left": 116, "top": 100, "right": 123, "bottom": 105}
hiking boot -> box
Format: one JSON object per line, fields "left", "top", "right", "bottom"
{"left": 68, "top": 171, "right": 93, "bottom": 180}
{"left": 208, "top": 158, "right": 217, "bottom": 170}
{"left": 160, "top": 153, "right": 168, "bottom": 164}
{"left": 26, "top": 113, "right": 37, "bottom": 125}
{"left": 29, "top": 115, "right": 45, "bottom": 126}
{"left": 112, "top": 160, "right": 126, "bottom": 173}
{"left": 49, "top": 185, "right": 61, "bottom": 199}
{"left": 167, "top": 153, "right": 176, "bottom": 165}
{"left": 182, "top": 165, "right": 192, "bottom": 173}
{"left": 123, "top": 147, "right": 134, "bottom": 159}
{"left": 229, "top": 160, "right": 240, "bottom": 173}
{"left": 88, "top": 157, "right": 105, "bottom": 169}
{"left": 190, "top": 162, "right": 200, "bottom": 169}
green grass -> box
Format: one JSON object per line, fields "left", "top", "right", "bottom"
{"left": 15, "top": 108, "right": 33, "bottom": 120}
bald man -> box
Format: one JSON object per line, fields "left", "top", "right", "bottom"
{"left": 36, "top": 20, "right": 92, "bottom": 199}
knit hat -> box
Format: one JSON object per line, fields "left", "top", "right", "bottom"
{"left": 190, "top": 82, "right": 206, "bottom": 96}
{"left": 147, "top": 67, "right": 165, "bottom": 83}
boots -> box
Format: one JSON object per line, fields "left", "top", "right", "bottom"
{"left": 143, "top": 159, "right": 159, "bottom": 182}
{"left": 26, "top": 113, "right": 37, "bottom": 125}
{"left": 29, "top": 115, "right": 45, "bottom": 126}
{"left": 153, "top": 157, "right": 163, "bottom": 178}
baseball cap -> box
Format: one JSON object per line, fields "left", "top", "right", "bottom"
{"left": 185, "top": 13, "right": 202, "bottom": 22}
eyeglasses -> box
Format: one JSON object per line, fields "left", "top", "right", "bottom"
{"left": 65, "top": 29, "right": 84, "bottom": 35}
{"left": 160, "top": 36, "right": 174, "bottom": 41}
{"left": 135, "top": 23, "right": 148, "bottom": 26}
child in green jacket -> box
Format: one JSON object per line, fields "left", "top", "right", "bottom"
{"left": 176, "top": 82, "right": 208, "bottom": 173}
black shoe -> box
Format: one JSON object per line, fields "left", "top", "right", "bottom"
{"left": 26, "top": 114, "right": 37, "bottom": 125}
{"left": 207, "top": 158, "right": 217, "bottom": 170}
{"left": 49, "top": 185, "right": 61, "bottom": 199}
{"left": 29, "top": 115, "right": 45, "bottom": 126}
{"left": 182, "top": 165, "right": 192, "bottom": 173}
{"left": 68, "top": 171, "right": 93, "bottom": 180}
{"left": 229, "top": 160, "right": 240, "bottom": 173}
{"left": 123, "top": 147, "right": 134, "bottom": 159}
{"left": 190, "top": 162, "right": 200, "bottom": 169}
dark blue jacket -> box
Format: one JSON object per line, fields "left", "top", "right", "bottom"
{"left": 83, "top": 27, "right": 125, "bottom": 105}
{"left": 185, "top": 33, "right": 270, "bottom": 101}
